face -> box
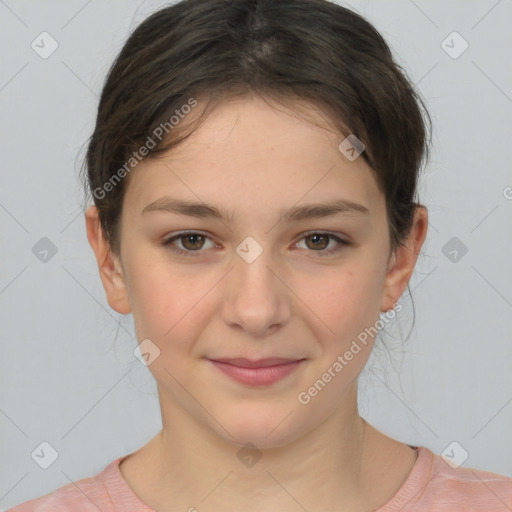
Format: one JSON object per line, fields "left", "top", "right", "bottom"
{"left": 88, "top": 94, "right": 423, "bottom": 449}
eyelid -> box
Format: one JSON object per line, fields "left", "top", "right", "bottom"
{"left": 162, "top": 229, "right": 350, "bottom": 257}
{"left": 297, "top": 229, "right": 349, "bottom": 242}
{"left": 162, "top": 229, "right": 348, "bottom": 242}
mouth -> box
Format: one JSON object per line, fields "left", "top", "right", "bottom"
{"left": 206, "top": 357, "right": 306, "bottom": 386}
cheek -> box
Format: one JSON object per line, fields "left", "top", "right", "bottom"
{"left": 305, "top": 264, "right": 384, "bottom": 336}
{"left": 126, "top": 257, "right": 213, "bottom": 345}
{"left": 298, "top": 269, "right": 381, "bottom": 396}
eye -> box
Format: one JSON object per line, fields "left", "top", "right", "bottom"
{"left": 162, "top": 231, "right": 216, "bottom": 257}
{"left": 162, "top": 230, "right": 350, "bottom": 258}
{"left": 293, "top": 232, "right": 350, "bottom": 257}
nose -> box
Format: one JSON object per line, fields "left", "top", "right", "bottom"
{"left": 221, "top": 243, "right": 291, "bottom": 338}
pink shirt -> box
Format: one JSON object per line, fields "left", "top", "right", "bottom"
{"left": 7, "top": 446, "right": 512, "bottom": 511}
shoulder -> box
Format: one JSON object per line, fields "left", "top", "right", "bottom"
{"left": 380, "top": 446, "right": 512, "bottom": 511}
{"left": 6, "top": 459, "right": 121, "bottom": 512}
{"left": 419, "top": 447, "right": 512, "bottom": 510}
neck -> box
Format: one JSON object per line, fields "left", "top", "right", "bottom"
{"left": 144, "top": 385, "right": 374, "bottom": 510}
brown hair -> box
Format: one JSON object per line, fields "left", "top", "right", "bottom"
{"left": 81, "top": 0, "right": 432, "bottom": 259}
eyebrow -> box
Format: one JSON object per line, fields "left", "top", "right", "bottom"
{"left": 141, "top": 197, "right": 370, "bottom": 223}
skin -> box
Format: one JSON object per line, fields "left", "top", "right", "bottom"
{"left": 85, "top": 93, "right": 428, "bottom": 512}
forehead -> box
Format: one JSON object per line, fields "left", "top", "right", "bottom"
{"left": 123, "top": 95, "right": 384, "bottom": 219}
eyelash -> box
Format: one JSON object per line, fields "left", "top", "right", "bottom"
{"left": 162, "top": 231, "right": 350, "bottom": 258}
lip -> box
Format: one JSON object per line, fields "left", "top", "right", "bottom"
{"left": 209, "top": 357, "right": 302, "bottom": 368}
{"left": 207, "top": 357, "right": 306, "bottom": 386}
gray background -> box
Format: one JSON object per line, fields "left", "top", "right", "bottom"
{"left": 1, "top": 0, "right": 511, "bottom": 508}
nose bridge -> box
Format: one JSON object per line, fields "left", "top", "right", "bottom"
{"left": 233, "top": 234, "right": 279, "bottom": 296}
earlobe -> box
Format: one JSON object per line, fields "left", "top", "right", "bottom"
{"left": 380, "top": 206, "right": 428, "bottom": 313}
{"left": 85, "top": 205, "right": 132, "bottom": 315}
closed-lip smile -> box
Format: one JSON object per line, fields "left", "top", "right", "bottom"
{"left": 208, "top": 357, "right": 305, "bottom": 368}
{"left": 206, "top": 357, "right": 306, "bottom": 386}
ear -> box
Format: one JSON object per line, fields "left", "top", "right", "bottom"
{"left": 85, "top": 205, "right": 132, "bottom": 314}
{"left": 380, "top": 206, "right": 428, "bottom": 312}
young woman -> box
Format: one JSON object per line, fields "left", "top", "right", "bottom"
{"left": 9, "top": 0, "right": 512, "bottom": 510}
